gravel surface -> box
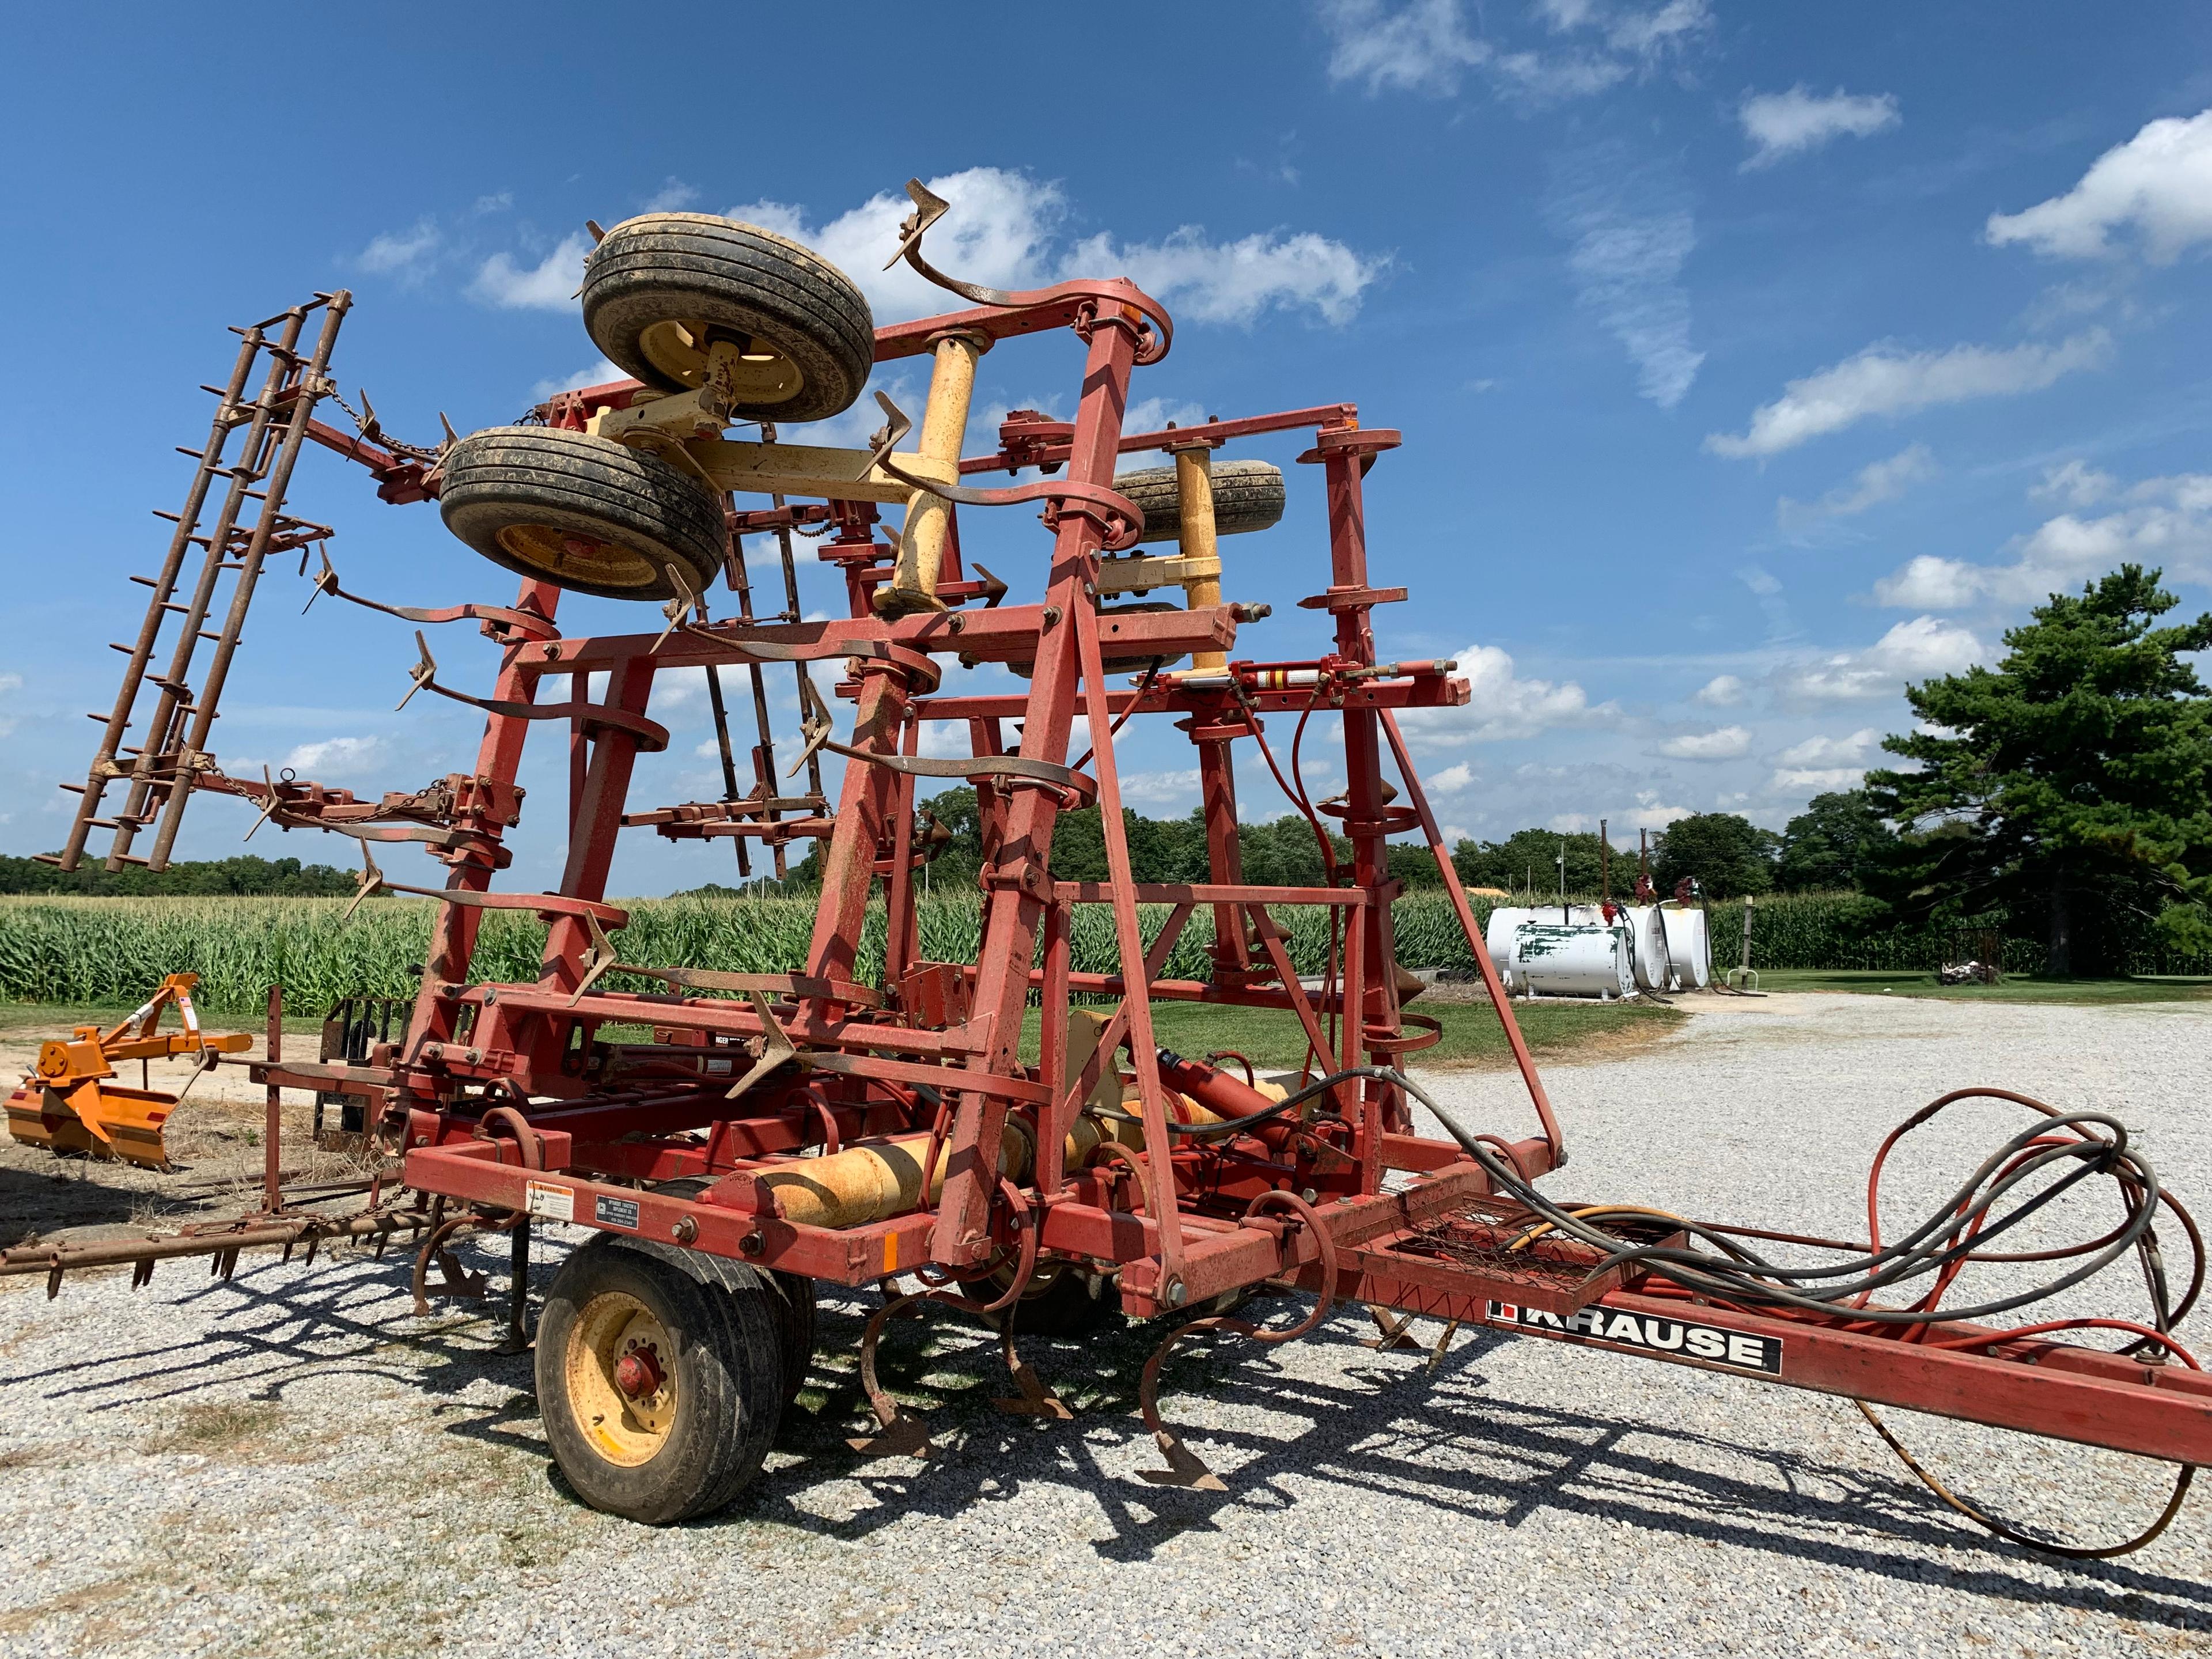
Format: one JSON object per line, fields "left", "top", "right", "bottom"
{"left": 1, "top": 991, "right": 2207, "bottom": 1657}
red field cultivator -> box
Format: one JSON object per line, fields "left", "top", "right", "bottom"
{"left": 11, "top": 184, "right": 2207, "bottom": 1550}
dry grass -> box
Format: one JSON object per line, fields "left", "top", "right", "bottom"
{"left": 146, "top": 1397, "right": 289, "bottom": 1455}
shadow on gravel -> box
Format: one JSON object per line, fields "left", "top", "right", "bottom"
{"left": 728, "top": 1292, "right": 2212, "bottom": 1636}
{"left": 0, "top": 1163, "right": 145, "bottom": 1245}
{"left": 12, "top": 1245, "right": 2210, "bottom": 1637}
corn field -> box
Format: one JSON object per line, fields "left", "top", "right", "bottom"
{"left": 0, "top": 894, "right": 1385, "bottom": 1016}
{"left": 0, "top": 891, "right": 2200, "bottom": 1017}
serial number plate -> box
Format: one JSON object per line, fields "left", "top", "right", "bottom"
{"left": 594, "top": 1195, "right": 641, "bottom": 1230}
{"left": 1487, "top": 1301, "right": 1782, "bottom": 1374}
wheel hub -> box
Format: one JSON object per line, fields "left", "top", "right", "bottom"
{"left": 566, "top": 1291, "right": 679, "bottom": 1466}
{"left": 638, "top": 320, "right": 804, "bottom": 406}
{"left": 494, "top": 522, "right": 659, "bottom": 588}
{"left": 613, "top": 1345, "right": 665, "bottom": 1400}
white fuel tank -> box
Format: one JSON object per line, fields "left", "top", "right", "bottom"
{"left": 1625, "top": 905, "right": 1673, "bottom": 991}
{"left": 1483, "top": 907, "right": 1540, "bottom": 988}
{"left": 1505, "top": 921, "right": 1635, "bottom": 999}
{"left": 1659, "top": 904, "right": 1711, "bottom": 989}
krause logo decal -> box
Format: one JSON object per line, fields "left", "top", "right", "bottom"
{"left": 1487, "top": 1302, "right": 1781, "bottom": 1375}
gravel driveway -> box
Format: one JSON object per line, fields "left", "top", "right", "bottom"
{"left": 1, "top": 992, "right": 2206, "bottom": 1658}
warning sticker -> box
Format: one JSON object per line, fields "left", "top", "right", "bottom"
{"left": 1486, "top": 1301, "right": 1782, "bottom": 1374}
{"left": 524, "top": 1180, "right": 575, "bottom": 1224}
{"left": 594, "top": 1195, "right": 641, "bottom": 1231}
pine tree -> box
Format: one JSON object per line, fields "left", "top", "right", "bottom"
{"left": 1863, "top": 566, "right": 2212, "bottom": 975}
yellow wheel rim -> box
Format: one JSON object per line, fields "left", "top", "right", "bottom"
{"left": 565, "top": 1290, "right": 679, "bottom": 1467}
{"left": 494, "top": 522, "right": 663, "bottom": 589}
{"left": 637, "top": 320, "right": 804, "bottom": 406}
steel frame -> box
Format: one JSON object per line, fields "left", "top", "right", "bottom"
{"left": 37, "top": 260, "right": 2211, "bottom": 1494}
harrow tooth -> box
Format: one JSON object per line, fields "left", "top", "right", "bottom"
{"left": 427, "top": 1248, "right": 487, "bottom": 1301}
{"left": 1138, "top": 1431, "right": 1227, "bottom": 1493}
{"left": 990, "top": 1360, "right": 1073, "bottom": 1421}
{"left": 1425, "top": 1320, "right": 1463, "bottom": 1375}
{"left": 847, "top": 1412, "right": 934, "bottom": 1460}
{"left": 1360, "top": 1306, "right": 1421, "bottom": 1351}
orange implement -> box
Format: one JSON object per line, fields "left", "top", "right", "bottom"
{"left": 4, "top": 974, "right": 252, "bottom": 1170}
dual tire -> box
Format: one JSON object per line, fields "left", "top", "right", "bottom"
{"left": 441, "top": 213, "right": 877, "bottom": 603}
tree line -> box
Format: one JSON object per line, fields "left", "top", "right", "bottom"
{"left": 22, "top": 568, "right": 2206, "bottom": 979}
{"left": 0, "top": 854, "right": 362, "bottom": 897}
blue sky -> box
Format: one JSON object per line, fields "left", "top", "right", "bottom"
{"left": 5, "top": 3, "right": 2211, "bottom": 894}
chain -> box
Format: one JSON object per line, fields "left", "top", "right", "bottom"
{"left": 320, "top": 384, "right": 449, "bottom": 463}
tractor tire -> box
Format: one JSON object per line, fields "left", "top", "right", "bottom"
{"left": 439, "top": 426, "right": 728, "bottom": 602}
{"left": 767, "top": 1271, "right": 818, "bottom": 1410}
{"left": 581, "top": 213, "right": 876, "bottom": 423}
{"left": 1112, "top": 459, "right": 1285, "bottom": 546}
{"left": 535, "top": 1235, "right": 782, "bottom": 1525}
{"left": 651, "top": 1179, "right": 817, "bottom": 1411}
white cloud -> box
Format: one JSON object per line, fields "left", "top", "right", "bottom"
{"left": 1986, "top": 109, "right": 2212, "bottom": 262}
{"left": 1873, "top": 469, "right": 2212, "bottom": 608}
{"left": 0, "top": 671, "right": 21, "bottom": 739}
{"left": 279, "top": 735, "right": 389, "bottom": 778}
{"left": 1592, "top": 0, "right": 1711, "bottom": 58}
{"left": 1322, "top": 0, "right": 1706, "bottom": 103}
{"left": 1775, "top": 728, "right": 1877, "bottom": 766}
{"left": 1694, "top": 673, "right": 1745, "bottom": 707}
{"left": 729, "top": 168, "right": 1381, "bottom": 329}
{"left": 1624, "top": 791, "right": 1693, "bottom": 829}
{"left": 1738, "top": 86, "right": 1901, "bottom": 170}
{"left": 531, "top": 358, "right": 626, "bottom": 401}
{"left": 1118, "top": 768, "right": 1202, "bottom": 805}
{"left": 1778, "top": 617, "right": 1984, "bottom": 701}
{"left": 1869, "top": 554, "right": 1985, "bottom": 610}
{"left": 1123, "top": 397, "right": 1211, "bottom": 438}
{"left": 1429, "top": 762, "right": 1475, "bottom": 792}
{"left": 916, "top": 721, "right": 973, "bottom": 760}
{"left": 1777, "top": 443, "right": 1935, "bottom": 531}
{"left": 1866, "top": 616, "right": 1985, "bottom": 676}
{"left": 643, "top": 177, "right": 700, "bottom": 212}
{"left": 1658, "top": 725, "right": 1750, "bottom": 760}
{"left": 359, "top": 219, "right": 440, "bottom": 276}
{"left": 1320, "top": 0, "right": 1491, "bottom": 96}
{"left": 1402, "top": 644, "right": 1616, "bottom": 744}
{"left": 471, "top": 232, "right": 591, "bottom": 309}
{"left": 1062, "top": 226, "right": 1384, "bottom": 327}
{"left": 651, "top": 666, "right": 712, "bottom": 714}
{"left": 2031, "top": 458, "right": 2119, "bottom": 507}
{"left": 1546, "top": 149, "right": 1702, "bottom": 408}
{"left": 1706, "top": 330, "right": 2109, "bottom": 459}
{"left": 1769, "top": 766, "right": 1867, "bottom": 793}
